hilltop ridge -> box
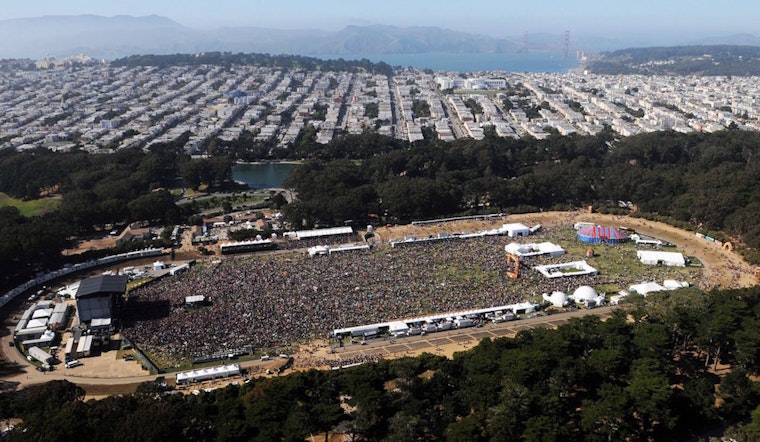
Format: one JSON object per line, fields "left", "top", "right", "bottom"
{"left": 7, "top": 14, "right": 760, "bottom": 62}
{"left": 0, "top": 14, "right": 520, "bottom": 59}
{"left": 586, "top": 44, "right": 760, "bottom": 76}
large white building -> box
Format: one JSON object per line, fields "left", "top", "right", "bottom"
{"left": 435, "top": 76, "right": 507, "bottom": 90}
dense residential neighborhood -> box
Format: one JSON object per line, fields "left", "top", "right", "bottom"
{"left": 2, "top": 56, "right": 759, "bottom": 154}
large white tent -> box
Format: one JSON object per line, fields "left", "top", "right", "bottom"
{"left": 295, "top": 226, "right": 353, "bottom": 240}
{"left": 505, "top": 242, "right": 565, "bottom": 257}
{"left": 542, "top": 291, "right": 569, "bottom": 307}
{"left": 569, "top": 286, "right": 605, "bottom": 307}
{"left": 176, "top": 364, "right": 241, "bottom": 385}
{"left": 663, "top": 280, "right": 690, "bottom": 290}
{"left": 637, "top": 251, "right": 686, "bottom": 267}
{"left": 534, "top": 261, "right": 598, "bottom": 279}
{"left": 629, "top": 282, "right": 668, "bottom": 296}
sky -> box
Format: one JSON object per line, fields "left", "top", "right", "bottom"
{"left": 0, "top": 0, "right": 757, "bottom": 40}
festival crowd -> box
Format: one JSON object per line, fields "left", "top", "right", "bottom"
{"left": 120, "top": 228, "right": 644, "bottom": 363}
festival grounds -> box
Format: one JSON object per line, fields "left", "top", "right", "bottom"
{"left": 1, "top": 211, "right": 756, "bottom": 398}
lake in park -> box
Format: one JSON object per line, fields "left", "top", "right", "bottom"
{"left": 231, "top": 162, "right": 298, "bottom": 189}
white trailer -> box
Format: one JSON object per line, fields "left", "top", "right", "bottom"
{"left": 422, "top": 324, "right": 438, "bottom": 334}
{"left": 574, "top": 222, "right": 596, "bottom": 230}
{"left": 437, "top": 321, "right": 453, "bottom": 331}
{"left": 455, "top": 318, "right": 475, "bottom": 328}
{"left": 28, "top": 346, "right": 54, "bottom": 365}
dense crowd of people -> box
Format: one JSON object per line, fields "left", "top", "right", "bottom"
{"left": 119, "top": 226, "right": 687, "bottom": 365}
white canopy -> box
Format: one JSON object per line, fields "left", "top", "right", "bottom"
{"left": 185, "top": 295, "right": 205, "bottom": 304}
{"left": 629, "top": 282, "right": 667, "bottom": 296}
{"left": 27, "top": 318, "right": 48, "bottom": 329}
{"left": 176, "top": 364, "right": 241, "bottom": 384}
{"left": 637, "top": 251, "right": 686, "bottom": 267}
{"left": 32, "top": 308, "right": 53, "bottom": 319}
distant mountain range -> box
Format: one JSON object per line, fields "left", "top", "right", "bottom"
{"left": 0, "top": 15, "right": 523, "bottom": 59}
{"left": 586, "top": 45, "right": 760, "bottom": 76}
{"left": 2, "top": 15, "right": 760, "bottom": 61}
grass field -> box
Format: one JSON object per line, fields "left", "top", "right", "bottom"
{"left": 0, "top": 192, "right": 60, "bottom": 217}
{"left": 547, "top": 226, "right": 702, "bottom": 292}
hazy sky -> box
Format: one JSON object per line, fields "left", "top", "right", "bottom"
{"left": 0, "top": 0, "right": 756, "bottom": 38}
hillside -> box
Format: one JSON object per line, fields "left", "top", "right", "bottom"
{"left": 586, "top": 45, "right": 760, "bottom": 76}
{"left": 0, "top": 15, "right": 519, "bottom": 59}
{"left": 0, "top": 15, "right": 199, "bottom": 60}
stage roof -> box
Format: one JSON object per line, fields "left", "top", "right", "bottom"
{"left": 75, "top": 275, "right": 128, "bottom": 299}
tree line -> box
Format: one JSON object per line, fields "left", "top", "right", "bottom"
{"left": 1, "top": 127, "right": 759, "bottom": 290}
{"left": 280, "top": 128, "right": 760, "bottom": 264}
{"left": 110, "top": 52, "right": 395, "bottom": 76}
{"left": 588, "top": 45, "right": 760, "bottom": 76}
{"left": 4, "top": 286, "right": 760, "bottom": 441}
{"left": 0, "top": 140, "right": 233, "bottom": 289}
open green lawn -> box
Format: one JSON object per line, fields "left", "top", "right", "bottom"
{"left": 546, "top": 227, "right": 702, "bottom": 291}
{"left": 0, "top": 192, "right": 60, "bottom": 217}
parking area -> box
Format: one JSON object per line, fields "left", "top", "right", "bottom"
{"left": 59, "top": 349, "right": 148, "bottom": 379}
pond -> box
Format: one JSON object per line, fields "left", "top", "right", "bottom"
{"left": 231, "top": 162, "right": 298, "bottom": 189}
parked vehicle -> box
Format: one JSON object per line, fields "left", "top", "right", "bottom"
{"left": 65, "top": 360, "right": 82, "bottom": 369}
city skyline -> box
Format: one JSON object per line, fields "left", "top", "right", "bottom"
{"left": 0, "top": 0, "right": 757, "bottom": 42}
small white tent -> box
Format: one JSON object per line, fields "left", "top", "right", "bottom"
{"left": 542, "top": 291, "right": 569, "bottom": 307}
{"left": 501, "top": 223, "right": 531, "bottom": 238}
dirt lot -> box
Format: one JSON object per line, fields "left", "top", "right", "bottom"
{"left": 61, "top": 235, "right": 118, "bottom": 256}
